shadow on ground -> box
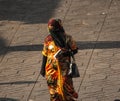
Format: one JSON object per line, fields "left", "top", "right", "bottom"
{"left": 114, "top": 100, "right": 120, "bottom": 101}
{"left": 76, "top": 41, "right": 120, "bottom": 50}
{"left": 0, "top": 36, "right": 120, "bottom": 55}
{"left": 0, "top": 81, "right": 37, "bottom": 85}
{"left": 0, "top": 0, "right": 60, "bottom": 24}
{"left": 0, "top": 98, "right": 19, "bottom": 101}
{"left": 6, "top": 41, "right": 120, "bottom": 52}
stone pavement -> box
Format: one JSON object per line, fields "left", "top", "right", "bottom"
{"left": 0, "top": 0, "right": 120, "bottom": 101}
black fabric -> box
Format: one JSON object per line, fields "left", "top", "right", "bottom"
{"left": 69, "top": 48, "right": 80, "bottom": 78}
{"left": 49, "top": 27, "right": 67, "bottom": 48}
{"left": 40, "top": 55, "right": 47, "bottom": 77}
{"left": 69, "top": 62, "right": 80, "bottom": 78}
{"left": 71, "top": 48, "right": 78, "bottom": 55}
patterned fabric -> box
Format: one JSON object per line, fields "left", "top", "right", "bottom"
{"left": 42, "top": 34, "right": 78, "bottom": 101}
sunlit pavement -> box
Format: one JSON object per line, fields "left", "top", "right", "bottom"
{"left": 0, "top": 0, "right": 120, "bottom": 101}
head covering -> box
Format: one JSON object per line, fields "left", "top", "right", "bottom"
{"left": 48, "top": 18, "right": 66, "bottom": 48}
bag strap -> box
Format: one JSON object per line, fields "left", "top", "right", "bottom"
{"left": 71, "top": 51, "right": 75, "bottom": 62}
{"left": 66, "top": 36, "right": 75, "bottom": 62}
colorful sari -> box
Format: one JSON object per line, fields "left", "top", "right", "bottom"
{"left": 42, "top": 34, "right": 78, "bottom": 101}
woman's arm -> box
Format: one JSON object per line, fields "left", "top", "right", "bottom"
{"left": 40, "top": 55, "right": 47, "bottom": 77}
{"left": 67, "top": 35, "right": 78, "bottom": 55}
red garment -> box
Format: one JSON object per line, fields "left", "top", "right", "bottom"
{"left": 42, "top": 34, "right": 78, "bottom": 101}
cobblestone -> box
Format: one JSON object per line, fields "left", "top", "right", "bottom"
{"left": 0, "top": 0, "right": 120, "bottom": 101}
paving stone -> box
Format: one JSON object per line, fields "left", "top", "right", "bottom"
{"left": 82, "top": 97, "right": 99, "bottom": 101}
{"left": 0, "top": 0, "right": 120, "bottom": 101}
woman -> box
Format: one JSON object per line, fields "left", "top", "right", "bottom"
{"left": 40, "top": 18, "right": 78, "bottom": 101}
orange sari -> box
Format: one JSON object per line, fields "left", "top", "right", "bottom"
{"left": 42, "top": 34, "right": 78, "bottom": 101}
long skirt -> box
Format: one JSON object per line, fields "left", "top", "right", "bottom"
{"left": 46, "top": 61, "right": 78, "bottom": 101}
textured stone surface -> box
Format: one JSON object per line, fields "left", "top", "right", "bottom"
{"left": 0, "top": 0, "right": 120, "bottom": 101}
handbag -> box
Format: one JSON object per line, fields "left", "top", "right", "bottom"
{"left": 68, "top": 52, "right": 80, "bottom": 78}
{"left": 66, "top": 35, "right": 80, "bottom": 78}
